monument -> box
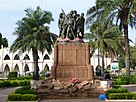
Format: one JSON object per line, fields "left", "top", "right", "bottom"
{"left": 37, "top": 10, "right": 105, "bottom": 100}
{"left": 51, "top": 10, "right": 94, "bottom": 81}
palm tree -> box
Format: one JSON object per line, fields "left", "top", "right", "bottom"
{"left": 10, "top": 6, "right": 57, "bottom": 80}
{"left": 84, "top": 20, "right": 124, "bottom": 74}
{"left": 86, "top": 0, "right": 136, "bottom": 75}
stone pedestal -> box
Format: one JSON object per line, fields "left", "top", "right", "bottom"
{"left": 51, "top": 43, "right": 94, "bottom": 81}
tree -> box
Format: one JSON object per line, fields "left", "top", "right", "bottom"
{"left": 84, "top": 20, "right": 124, "bottom": 73}
{"left": 2, "top": 38, "right": 8, "bottom": 48}
{"left": 130, "top": 46, "right": 136, "bottom": 69}
{"left": 10, "top": 6, "right": 57, "bottom": 80}
{"left": 119, "top": 46, "right": 136, "bottom": 70}
{"left": 86, "top": 0, "right": 136, "bottom": 75}
{"left": 0, "top": 33, "right": 8, "bottom": 48}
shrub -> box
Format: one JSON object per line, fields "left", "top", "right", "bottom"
{"left": 0, "top": 81, "right": 10, "bottom": 87}
{"left": 108, "top": 93, "right": 136, "bottom": 99}
{"left": 8, "top": 93, "right": 38, "bottom": 101}
{"left": 112, "top": 85, "right": 121, "bottom": 89}
{"left": 16, "top": 76, "right": 32, "bottom": 80}
{"left": 21, "top": 85, "right": 31, "bottom": 90}
{"left": 0, "top": 80, "right": 30, "bottom": 88}
{"left": 19, "top": 80, "right": 30, "bottom": 86}
{"left": 112, "top": 80, "right": 128, "bottom": 85}
{"left": 106, "top": 87, "right": 128, "bottom": 95}
{"left": 21, "top": 94, "right": 38, "bottom": 101}
{"left": 15, "top": 89, "right": 37, "bottom": 94}
{"left": 10, "top": 80, "right": 19, "bottom": 86}
{"left": 8, "top": 72, "right": 17, "bottom": 79}
{"left": 8, "top": 93, "right": 22, "bottom": 101}
{"left": 129, "top": 74, "right": 136, "bottom": 84}
{"left": 113, "top": 74, "right": 136, "bottom": 85}
{"left": 15, "top": 85, "right": 37, "bottom": 94}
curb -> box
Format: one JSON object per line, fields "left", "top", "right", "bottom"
{"left": 105, "top": 99, "right": 136, "bottom": 102}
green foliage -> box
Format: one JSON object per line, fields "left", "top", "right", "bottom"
{"left": 2, "top": 37, "right": 8, "bottom": 47}
{"left": 0, "top": 81, "right": 10, "bottom": 87}
{"left": 8, "top": 72, "right": 17, "bottom": 79}
{"left": 128, "top": 74, "right": 136, "bottom": 84}
{"left": 119, "top": 46, "right": 136, "bottom": 69}
{"left": 10, "top": 80, "right": 18, "bottom": 86}
{"left": 10, "top": 6, "right": 57, "bottom": 80}
{"left": 15, "top": 86, "right": 37, "bottom": 94}
{"left": 14, "top": 76, "right": 32, "bottom": 80}
{"left": 112, "top": 81, "right": 128, "bottom": 85}
{"left": 118, "top": 54, "right": 125, "bottom": 68}
{"left": 112, "top": 85, "right": 121, "bottom": 89}
{"left": 8, "top": 93, "right": 38, "bottom": 101}
{"left": 18, "top": 80, "right": 30, "bottom": 86}
{"left": 8, "top": 85, "right": 38, "bottom": 101}
{"left": 111, "top": 75, "right": 120, "bottom": 80}
{"left": 21, "top": 94, "right": 38, "bottom": 101}
{"left": 8, "top": 93, "right": 21, "bottom": 101}
{"left": 40, "top": 76, "right": 46, "bottom": 80}
{"left": 112, "top": 74, "right": 136, "bottom": 85}
{"left": 21, "top": 85, "right": 31, "bottom": 90}
{"left": 130, "top": 46, "right": 136, "bottom": 69}
{"left": 108, "top": 93, "right": 136, "bottom": 99}
{"left": 86, "top": 0, "right": 136, "bottom": 75}
{"left": 0, "top": 33, "right": 8, "bottom": 48}
{"left": 0, "top": 80, "right": 30, "bottom": 88}
{"left": 106, "top": 87, "right": 128, "bottom": 96}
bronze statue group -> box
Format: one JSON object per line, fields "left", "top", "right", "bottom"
{"left": 58, "top": 10, "right": 85, "bottom": 41}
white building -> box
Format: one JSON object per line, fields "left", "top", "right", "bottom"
{"left": 0, "top": 46, "right": 54, "bottom": 76}
{"left": 0, "top": 46, "right": 112, "bottom": 77}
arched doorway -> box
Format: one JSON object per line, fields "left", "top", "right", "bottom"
{"left": 4, "top": 64, "right": 10, "bottom": 77}
{"left": 14, "top": 64, "right": 20, "bottom": 73}
{"left": 40, "top": 64, "right": 49, "bottom": 77}
{"left": 44, "top": 64, "right": 49, "bottom": 71}
{"left": 24, "top": 64, "right": 29, "bottom": 75}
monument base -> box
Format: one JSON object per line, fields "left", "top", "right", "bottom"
{"left": 51, "top": 43, "right": 94, "bottom": 81}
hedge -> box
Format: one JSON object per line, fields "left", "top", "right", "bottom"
{"left": 0, "top": 81, "right": 10, "bottom": 87}
{"left": 15, "top": 85, "right": 37, "bottom": 94}
{"left": 112, "top": 74, "right": 136, "bottom": 85}
{"left": 0, "top": 80, "right": 30, "bottom": 87}
{"left": 8, "top": 93, "right": 38, "bottom": 101}
{"left": 108, "top": 93, "right": 136, "bottom": 99}
{"left": 106, "top": 87, "right": 128, "bottom": 95}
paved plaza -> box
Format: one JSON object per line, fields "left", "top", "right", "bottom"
{"left": 0, "top": 87, "right": 20, "bottom": 102}
{"left": 1, "top": 85, "right": 136, "bottom": 102}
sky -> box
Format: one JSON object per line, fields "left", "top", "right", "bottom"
{"left": 0, "top": 0, "right": 135, "bottom": 47}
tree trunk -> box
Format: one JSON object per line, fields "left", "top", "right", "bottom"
{"left": 102, "top": 50, "right": 105, "bottom": 74}
{"left": 32, "top": 47, "right": 39, "bottom": 80}
{"left": 123, "top": 24, "right": 130, "bottom": 76}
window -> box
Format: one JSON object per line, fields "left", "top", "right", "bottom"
{"left": 14, "top": 54, "right": 20, "bottom": 60}
{"left": 43, "top": 54, "right": 50, "bottom": 60}
{"left": 4, "top": 54, "right": 10, "bottom": 60}
{"left": 23, "top": 54, "right": 30, "bottom": 60}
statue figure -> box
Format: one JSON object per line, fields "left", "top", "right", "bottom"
{"left": 57, "top": 10, "right": 85, "bottom": 41}
{"left": 76, "top": 13, "right": 85, "bottom": 39}
{"left": 66, "top": 12, "right": 76, "bottom": 40}
{"left": 58, "top": 13, "right": 65, "bottom": 37}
